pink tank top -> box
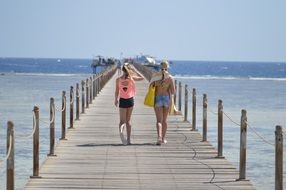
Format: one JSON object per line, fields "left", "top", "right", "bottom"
{"left": 119, "top": 78, "right": 135, "bottom": 99}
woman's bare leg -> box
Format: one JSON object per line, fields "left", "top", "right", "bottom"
{"left": 126, "top": 107, "right": 133, "bottom": 144}
{"left": 154, "top": 107, "right": 163, "bottom": 143}
{"left": 119, "top": 108, "right": 127, "bottom": 144}
{"left": 162, "top": 107, "right": 169, "bottom": 142}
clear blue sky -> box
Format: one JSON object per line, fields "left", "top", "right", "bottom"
{"left": 1, "top": 0, "right": 286, "bottom": 62}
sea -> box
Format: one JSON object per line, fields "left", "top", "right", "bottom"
{"left": 0, "top": 57, "right": 286, "bottom": 190}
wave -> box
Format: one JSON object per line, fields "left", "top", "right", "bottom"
{"left": 174, "top": 75, "right": 286, "bottom": 81}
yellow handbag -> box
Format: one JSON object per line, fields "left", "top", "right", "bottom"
{"left": 144, "top": 85, "right": 156, "bottom": 107}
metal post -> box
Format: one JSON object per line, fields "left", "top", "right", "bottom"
{"left": 217, "top": 100, "right": 224, "bottom": 158}
{"left": 69, "top": 86, "right": 74, "bottom": 129}
{"left": 7, "top": 121, "right": 14, "bottom": 190}
{"left": 202, "top": 94, "right": 207, "bottom": 142}
{"left": 48, "top": 98, "right": 56, "bottom": 156}
{"left": 60, "top": 91, "right": 66, "bottom": 140}
{"left": 184, "top": 84, "right": 188, "bottom": 122}
{"left": 76, "top": 83, "right": 79, "bottom": 120}
{"left": 275, "top": 125, "right": 283, "bottom": 190}
{"left": 31, "top": 106, "right": 41, "bottom": 178}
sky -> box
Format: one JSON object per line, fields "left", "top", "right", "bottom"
{"left": 0, "top": 0, "right": 286, "bottom": 62}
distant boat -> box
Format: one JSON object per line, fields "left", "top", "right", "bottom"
{"left": 57, "top": 59, "right": 61, "bottom": 63}
{"left": 91, "top": 55, "right": 118, "bottom": 74}
{"left": 132, "top": 54, "right": 160, "bottom": 71}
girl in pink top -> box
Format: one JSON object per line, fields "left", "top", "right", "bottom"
{"left": 115, "top": 63, "right": 144, "bottom": 145}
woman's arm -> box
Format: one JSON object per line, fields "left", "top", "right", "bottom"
{"left": 169, "top": 77, "right": 175, "bottom": 95}
{"left": 129, "top": 66, "right": 144, "bottom": 81}
{"left": 133, "top": 75, "right": 144, "bottom": 81}
{"left": 114, "top": 78, "right": 119, "bottom": 107}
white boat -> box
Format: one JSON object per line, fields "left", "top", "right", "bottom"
{"left": 133, "top": 54, "right": 156, "bottom": 65}
{"left": 132, "top": 54, "right": 160, "bottom": 71}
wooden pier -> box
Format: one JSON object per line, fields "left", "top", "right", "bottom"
{"left": 24, "top": 70, "right": 256, "bottom": 189}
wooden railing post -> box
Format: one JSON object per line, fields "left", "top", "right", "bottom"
{"left": 275, "top": 125, "right": 283, "bottom": 190}
{"left": 69, "top": 86, "right": 74, "bottom": 129}
{"left": 76, "top": 83, "right": 79, "bottom": 120}
{"left": 48, "top": 98, "right": 56, "bottom": 156}
{"left": 184, "top": 84, "right": 188, "bottom": 122}
{"left": 86, "top": 79, "right": 89, "bottom": 108}
{"left": 202, "top": 94, "right": 208, "bottom": 142}
{"left": 178, "top": 82, "right": 182, "bottom": 111}
{"left": 60, "top": 91, "right": 67, "bottom": 140}
{"left": 238, "top": 109, "right": 247, "bottom": 180}
{"left": 7, "top": 121, "right": 14, "bottom": 190}
{"left": 81, "top": 80, "right": 85, "bottom": 114}
{"left": 94, "top": 75, "right": 98, "bottom": 96}
{"left": 192, "top": 88, "right": 197, "bottom": 131}
{"left": 174, "top": 80, "right": 177, "bottom": 106}
{"left": 89, "top": 76, "right": 93, "bottom": 104}
{"left": 93, "top": 75, "right": 96, "bottom": 99}
{"left": 31, "top": 106, "right": 41, "bottom": 178}
{"left": 217, "top": 100, "right": 224, "bottom": 158}
{"left": 98, "top": 76, "right": 101, "bottom": 92}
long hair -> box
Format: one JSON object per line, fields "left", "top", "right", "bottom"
{"left": 122, "top": 65, "right": 130, "bottom": 79}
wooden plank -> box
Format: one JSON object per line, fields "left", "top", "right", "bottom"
{"left": 24, "top": 73, "right": 256, "bottom": 190}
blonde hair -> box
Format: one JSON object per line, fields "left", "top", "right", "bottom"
{"left": 160, "top": 60, "right": 169, "bottom": 70}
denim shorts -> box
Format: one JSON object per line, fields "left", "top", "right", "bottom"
{"left": 155, "top": 95, "right": 170, "bottom": 107}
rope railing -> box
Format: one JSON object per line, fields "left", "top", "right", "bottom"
{"left": 0, "top": 65, "right": 118, "bottom": 188}
{"left": 17, "top": 111, "right": 37, "bottom": 140}
{"left": 55, "top": 98, "right": 66, "bottom": 112}
{"left": 70, "top": 91, "right": 74, "bottom": 105}
{"left": 39, "top": 105, "right": 55, "bottom": 126}
{"left": 180, "top": 82, "right": 277, "bottom": 149}
{"left": 76, "top": 87, "right": 80, "bottom": 98}
{"left": 173, "top": 78, "right": 283, "bottom": 184}
{"left": 0, "top": 134, "right": 13, "bottom": 166}
{"left": 222, "top": 111, "right": 240, "bottom": 127}
{"left": 246, "top": 121, "right": 275, "bottom": 147}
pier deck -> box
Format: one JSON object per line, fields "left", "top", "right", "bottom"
{"left": 24, "top": 74, "right": 256, "bottom": 190}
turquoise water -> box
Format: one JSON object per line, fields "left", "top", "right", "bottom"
{"left": 0, "top": 73, "right": 90, "bottom": 190}
{"left": 1, "top": 58, "right": 286, "bottom": 189}
{"left": 175, "top": 77, "right": 286, "bottom": 190}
